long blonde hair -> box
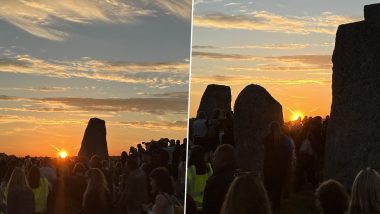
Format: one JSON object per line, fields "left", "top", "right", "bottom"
{"left": 221, "top": 173, "right": 271, "bottom": 214}
{"left": 349, "top": 168, "right": 380, "bottom": 214}
{"left": 7, "top": 167, "right": 30, "bottom": 191}
{"left": 83, "top": 168, "right": 109, "bottom": 208}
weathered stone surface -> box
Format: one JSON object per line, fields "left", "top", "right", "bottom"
{"left": 365, "top": 3, "right": 380, "bottom": 22}
{"left": 197, "top": 84, "right": 231, "bottom": 118}
{"left": 78, "top": 118, "right": 109, "bottom": 158}
{"left": 324, "top": 4, "right": 380, "bottom": 188}
{"left": 233, "top": 84, "right": 283, "bottom": 172}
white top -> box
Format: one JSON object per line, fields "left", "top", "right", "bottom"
{"left": 149, "top": 193, "right": 174, "bottom": 214}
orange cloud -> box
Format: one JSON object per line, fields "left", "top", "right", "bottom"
{"left": 194, "top": 11, "right": 360, "bottom": 34}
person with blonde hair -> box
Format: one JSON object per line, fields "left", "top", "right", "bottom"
{"left": 6, "top": 167, "right": 35, "bottom": 214}
{"left": 82, "top": 168, "right": 112, "bottom": 214}
{"left": 221, "top": 173, "right": 271, "bottom": 214}
{"left": 349, "top": 168, "right": 380, "bottom": 214}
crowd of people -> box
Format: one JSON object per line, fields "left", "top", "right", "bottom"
{"left": 188, "top": 108, "right": 380, "bottom": 214}
{"left": 0, "top": 138, "right": 187, "bottom": 214}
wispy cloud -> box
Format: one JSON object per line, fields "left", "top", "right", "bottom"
{"left": 0, "top": 54, "right": 189, "bottom": 88}
{"left": 191, "top": 75, "right": 331, "bottom": 86}
{"left": 0, "top": 0, "right": 191, "bottom": 41}
{"left": 225, "top": 43, "right": 334, "bottom": 50}
{"left": 0, "top": 95, "right": 19, "bottom": 100}
{"left": 118, "top": 120, "right": 187, "bottom": 131}
{"left": 144, "top": 0, "right": 192, "bottom": 21}
{"left": 224, "top": 3, "right": 242, "bottom": 7}
{"left": 192, "top": 51, "right": 259, "bottom": 60}
{"left": 0, "top": 86, "right": 69, "bottom": 92}
{"left": 194, "top": 11, "right": 360, "bottom": 34}
{"left": 0, "top": 114, "right": 85, "bottom": 125}
{"left": 193, "top": 51, "right": 331, "bottom": 67}
{"left": 38, "top": 97, "right": 188, "bottom": 114}
{"left": 0, "top": 94, "right": 188, "bottom": 115}
{"left": 193, "top": 43, "right": 334, "bottom": 50}
{"left": 192, "top": 45, "right": 219, "bottom": 49}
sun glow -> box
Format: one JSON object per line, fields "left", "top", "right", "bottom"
{"left": 58, "top": 150, "right": 68, "bottom": 159}
{"left": 291, "top": 111, "right": 304, "bottom": 121}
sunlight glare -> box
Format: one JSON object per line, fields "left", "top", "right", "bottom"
{"left": 58, "top": 150, "right": 68, "bottom": 159}
{"left": 291, "top": 112, "right": 304, "bottom": 121}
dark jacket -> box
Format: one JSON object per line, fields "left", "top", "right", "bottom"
{"left": 202, "top": 166, "right": 235, "bottom": 214}
{"left": 82, "top": 190, "right": 112, "bottom": 214}
{"left": 65, "top": 174, "right": 87, "bottom": 212}
{"left": 7, "top": 187, "right": 35, "bottom": 214}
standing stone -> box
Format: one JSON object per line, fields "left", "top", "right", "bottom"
{"left": 324, "top": 4, "right": 380, "bottom": 188}
{"left": 234, "top": 84, "right": 283, "bottom": 172}
{"left": 78, "top": 118, "right": 109, "bottom": 159}
{"left": 197, "top": 84, "right": 231, "bottom": 118}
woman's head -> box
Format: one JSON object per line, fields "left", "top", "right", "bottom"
{"left": 349, "top": 168, "right": 380, "bottom": 214}
{"left": 221, "top": 173, "right": 271, "bottom": 214}
{"left": 85, "top": 168, "right": 108, "bottom": 192}
{"left": 28, "top": 165, "right": 40, "bottom": 189}
{"left": 7, "top": 167, "right": 29, "bottom": 191}
{"left": 212, "top": 144, "right": 236, "bottom": 172}
{"left": 149, "top": 167, "right": 174, "bottom": 195}
{"left": 316, "top": 179, "right": 349, "bottom": 214}
{"left": 73, "top": 162, "right": 86, "bottom": 175}
{"left": 83, "top": 168, "right": 109, "bottom": 208}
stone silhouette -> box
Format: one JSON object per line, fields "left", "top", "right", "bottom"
{"left": 234, "top": 84, "right": 283, "bottom": 172}
{"left": 324, "top": 4, "right": 380, "bottom": 188}
{"left": 78, "top": 118, "right": 109, "bottom": 159}
{"left": 198, "top": 84, "right": 231, "bottom": 118}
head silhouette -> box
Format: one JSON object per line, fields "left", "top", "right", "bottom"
{"left": 349, "top": 168, "right": 380, "bottom": 214}
{"left": 316, "top": 179, "right": 349, "bottom": 214}
{"left": 221, "top": 173, "right": 271, "bottom": 214}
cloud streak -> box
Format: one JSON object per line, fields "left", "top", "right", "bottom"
{"left": 192, "top": 51, "right": 259, "bottom": 60}
{"left": 191, "top": 75, "right": 331, "bottom": 86}
{"left": 0, "top": 54, "right": 189, "bottom": 87}
{"left": 225, "top": 43, "right": 334, "bottom": 50}
{"left": 193, "top": 51, "right": 331, "bottom": 68}
{"left": 38, "top": 97, "right": 188, "bottom": 114}
{"left": 194, "top": 11, "right": 360, "bottom": 35}
{"left": 118, "top": 120, "right": 187, "bottom": 131}
{"left": 0, "top": 94, "right": 188, "bottom": 115}
{"left": 0, "top": 0, "right": 191, "bottom": 40}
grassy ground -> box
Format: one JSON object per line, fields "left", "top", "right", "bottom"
{"left": 278, "top": 185, "right": 319, "bottom": 214}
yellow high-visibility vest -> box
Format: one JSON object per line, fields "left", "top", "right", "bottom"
{"left": 31, "top": 177, "right": 49, "bottom": 214}
{"left": 187, "top": 164, "right": 212, "bottom": 209}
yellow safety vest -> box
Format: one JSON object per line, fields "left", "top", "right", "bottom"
{"left": 32, "top": 178, "right": 49, "bottom": 214}
{"left": 187, "top": 164, "right": 212, "bottom": 209}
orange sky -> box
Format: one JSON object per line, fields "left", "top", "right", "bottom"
{"left": 0, "top": 119, "right": 186, "bottom": 157}
{"left": 189, "top": 0, "right": 367, "bottom": 121}
{"left": 0, "top": 0, "right": 191, "bottom": 157}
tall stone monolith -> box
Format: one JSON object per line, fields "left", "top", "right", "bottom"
{"left": 78, "top": 118, "right": 109, "bottom": 159}
{"left": 234, "top": 84, "right": 283, "bottom": 172}
{"left": 197, "top": 84, "right": 231, "bottom": 118}
{"left": 324, "top": 4, "right": 380, "bottom": 188}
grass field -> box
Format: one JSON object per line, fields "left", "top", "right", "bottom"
{"left": 279, "top": 185, "right": 320, "bottom": 214}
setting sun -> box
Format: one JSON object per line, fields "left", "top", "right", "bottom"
{"left": 291, "top": 112, "right": 304, "bottom": 121}
{"left": 58, "top": 151, "right": 68, "bottom": 159}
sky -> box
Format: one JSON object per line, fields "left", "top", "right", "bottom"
{"left": 190, "top": 0, "right": 380, "bottom": 121}
{"left": 0, "top": 0, "right": 192, "bottom": 157}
